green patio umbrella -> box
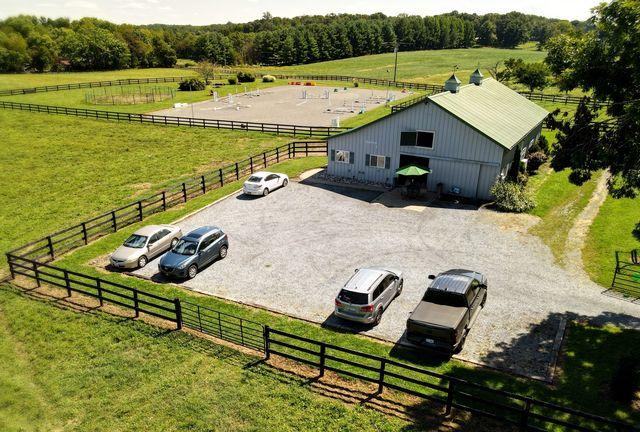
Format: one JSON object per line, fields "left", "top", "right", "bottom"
{"left": 395, "top": 165, "right": 432, "bottom": 176}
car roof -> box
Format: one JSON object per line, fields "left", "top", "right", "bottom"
{"left": 343, "top": 268, "right": 387, "bottom": 293}
{"left": 250, "top": 171, "right": 273, "bottom": 177}
{"left": 430, "top": 269, "right": 484, "bottom": 294}
{"left": 184, "top": 226, "right": 220, "bottom": 240}
{"left": 133, "top": 225, "right": 165, "bottom": 236}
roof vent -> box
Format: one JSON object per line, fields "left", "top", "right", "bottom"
{"left": 469, "top": 68, "right": 484, "bottom": 86}
{"left": 444, "top": 74, "right": 461, "bottom": 93}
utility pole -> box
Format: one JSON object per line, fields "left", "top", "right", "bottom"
{"left": 393, "top": 46, "right": 399, "bottom": 83}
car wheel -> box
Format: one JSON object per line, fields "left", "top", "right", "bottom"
{"left": 187, "top": 264, "right": 198, "bottom": 279}
{"left": 170, "top": 238, "right": 179, "bottom": 248}
{"left": 219, "top": 245, "right": 228, "bottom": 259}
{"left": 282, "top": 178, "right": 288, "bottom": 187}
{"left": 138, "top": 255, "right": 148, "bottom": 268}
{"left": 373, "top": 308, "right": 383, "bottom": 326}
{"left": 263, "top": 188, "right": 270, "bottom": 196}
{"left": 395, "top": 280, "right": 403, "bottom": 297}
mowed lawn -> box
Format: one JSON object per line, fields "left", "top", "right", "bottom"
{"left": 0, "top": 285, "right": 411, "bottom": 432}
{"left": 256, "top": 45, "right": 546, "bottom": 83}
{"left": 0, "top": 109, "right": 290, "bottom": 268}
{"left": 0, "top": 67, "right": 195, "bottom": 90}
{"left": 584, "top": 195, "right": 640, "bottom": 287}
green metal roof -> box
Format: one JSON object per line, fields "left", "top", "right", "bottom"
{"left": 428, "top": 78, "right": 549, "bottom": 149}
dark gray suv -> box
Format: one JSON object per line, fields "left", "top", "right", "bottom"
{"left": 159, "top": 226, "right": 229, "bottom": 279}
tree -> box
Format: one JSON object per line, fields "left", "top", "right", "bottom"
{"left": 0, "top": 31, "right": 29, "bottom": 72}
{"left": 195, "top": 60, "right": 215, "bottom": 84}
{"left": 151, "top": 35, "right": 176, "bottom": 67}
{"left": 27, "top": 33, "right": 58, "bottom": 72}
{"left": 496, "top": 12, "right": 530, "bottom": 48}
{"left": 477, "top": 17, "right": 497, "bottom": 46}
{"left": 548, "top": 0, "right": 640, "bottom": 196}
{"left": 514, "top": 62, "right": 550, "bottom": 92}
{"left": 193, "top": 32, "right": 233, "bottom": 66}
{"left": 544, "top": 34, "right": 581, "bottom": 77}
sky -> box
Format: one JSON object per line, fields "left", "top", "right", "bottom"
{"left": 0, "top": 0, "right": 603, "bottom": 25}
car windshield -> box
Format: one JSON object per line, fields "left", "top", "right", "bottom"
{"left": 337, "top": 289, "right": 369, "bottom": 305}
{"left": 422, "top": 289, "right": 467, "bottom": 307}
{"left": 172, "top": 239, "right": 198, "bottom": 256}
{"left": 247, "top": 176, "right": 263, "bottom": 183}
{"left": 123, "top": 234, "right": 147, "bottom": 248}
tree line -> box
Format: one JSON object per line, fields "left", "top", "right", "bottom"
{"left": 0, "top": 11, "right": 586, "bottom": 72}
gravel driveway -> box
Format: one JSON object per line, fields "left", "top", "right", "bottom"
{"left": 132, "top": 181, "right": 640, "bottom": 380}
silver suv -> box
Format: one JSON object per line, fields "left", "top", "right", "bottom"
{"left": 334, "top": 268, "right": 403, "bottom": 325}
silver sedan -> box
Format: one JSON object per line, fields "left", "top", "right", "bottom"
{"left": 110, "top": 224, "right": 182, "bottom": 269}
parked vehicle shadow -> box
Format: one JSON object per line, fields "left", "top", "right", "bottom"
{"left": 148, "top": 256, "right": 224, "bottom": 284}
{"left": 235, "top": 193, "right": 262, "bottom": 201}
{"left": 298, "top": 180, "right": 384, "bottom": 203}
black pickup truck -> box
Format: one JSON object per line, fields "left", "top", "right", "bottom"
{"left": 406, "top": 269, "right": 487, "bottom": 354}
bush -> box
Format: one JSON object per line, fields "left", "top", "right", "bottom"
{"left": 633, "top": 222, "right": 640, "bottom": 241}
{"left": 227, "top": 76, "right": 237, "bottom": 85}
{"left": 353, "top": 81, "right": 359, "bottom": 88}
{"left": 490, "top": 180, "right": 536, "bottom": 213}
{"left": 262, "top": 75, "right": 276, "bottom": 83}
{"left": 610, "top": 355, "right": 640, "bottom": 402}
{"left": 237, "top": 72, "right": 255, "bottom": 83}
{"left": 568, "top": 168, "right": 592, "bottom": 185}
{"left": 527, "top": 151, "right": 548, "bottom": 174}
{"left": 517, "top": 172, "right": 529, "bottom": 186}
{"left": 178, "top": 78, "right": 205, "bottom": 91}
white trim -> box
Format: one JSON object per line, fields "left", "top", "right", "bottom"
{"left": 415, "top": 130, "right": 436, "bottom": 150}
{"left": 335, "top": 149, "right": 350, "bottom": 164}
{"left": 369, "top": 154, "right": 386, "bottom": 169}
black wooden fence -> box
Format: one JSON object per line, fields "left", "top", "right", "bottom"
{"left": 6, "top": 254, "right": 182, "bottom": 326}
{"left": 0, "top": 100, "right": 347, "bottom": 137}
{"left": 611, "top": 250, "right": 640, "bottom": 298}
{"left": 8, "top": 140, "right": 327, "bottom": 262}
{"left": 4, "top": 252, "right": 634, "bottom": 432}
{"left": 0, "top": 76, "right": 193, "bottom": 96}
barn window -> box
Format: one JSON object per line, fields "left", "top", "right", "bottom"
{"left": 334, "top": 150, "right": 353, "bottom": 164}
{"left": 400, "top": 131, "right": 435, "bottom": 149}
{"left": 366, "top": 154, "right": 389, "bottom": 169}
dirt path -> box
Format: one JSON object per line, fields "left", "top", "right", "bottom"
{"left": 564, "top": 171, "right": 610, "bottom": 281}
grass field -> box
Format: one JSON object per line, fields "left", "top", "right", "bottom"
{"left": 0, "top": 109, "right": 291, "bottom": 269}
{"left": 584, "top": 194, "right": 640, "bottom": 287}
{"left": 527, "top": 166, "right": 601, "bottom": 266}
{"left": 0, "top": 285, "right": 415, "bottom": 432}
{"left": 0, "top": 68, "right": 195, "bottom": 90}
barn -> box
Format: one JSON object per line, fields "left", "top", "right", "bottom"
{"left": 326, "top": 70, "right": 549, "bottom": 200}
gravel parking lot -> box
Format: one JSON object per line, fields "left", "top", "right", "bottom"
{"left": 132, "top": 181, "right": 640, "bottom": 380}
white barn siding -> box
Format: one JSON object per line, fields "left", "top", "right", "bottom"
{"left": 328, "top": 101, "right": 506, "bottom": 198}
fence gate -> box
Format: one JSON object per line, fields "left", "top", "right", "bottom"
{"left": 612, "top": 250, "right": 640, "bottom": 298}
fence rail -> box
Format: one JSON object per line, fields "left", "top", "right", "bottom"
{"left": 0, "top": 100, "right": 346, "bottom": 137}
{"left": 265, "top": 327, "right": 635, "bottom": 432}
{"left": 8, "top": 140, "right": 327, "bottom": 262}
{"left": 611, "top": 250, "right": 640, "bottom": 298}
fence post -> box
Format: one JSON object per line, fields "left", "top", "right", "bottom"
{"left": 33, "top": 261, "right": 41, "bottom": 287}
{"left": 263, "top": 152, "right": 267, "bottom": 167}
{"left": 197, "top": 305, "right": 203, "bottom": 332}
{"left": 64, "top": 270, "right": 71, "bottom": 297}
{"left": 305, "top": 142, "right": 309, "bottom": 157}
{"left": 47, "top": 236, "right": 54, "bottom": 259}
{"left": 97, "top": 279, "right": 103, "bottom": 306}
{"left": 519, "top": 399, "right": 532, "bottom": 430}
{"left": 235, "top": 163, "right": 239, "bottom": 180}
{"left": 182, "top": 183, "right": 187, "bottom": 202}
{"left": 111, "top": 210, "right": 117, "bottom": 232}
{"left": 201, "top": 175, "right": 206, "bottom": 194}
{"left": 264, "top": 325, "right": 271, "bottom": 360}
{"left": 133, "top": 290, "right": 140, "bottom": 317}
{"left": 81, "top": 222, "right": 88, "bottom": 244}
{"left": 445, "top": 380, "right": 455, "bottom": 416}
{"left": 240, "top": 319, "right": 245, "bottom": 346}
{"left": 219, "top": 169, "right": 224, "bottom": 186}
{"left": 217, "top": 310, "right": 223, "bottom": 338}
{"left": 174, "top": 298, "right": 182, "bottom": 330}
{"left": 293, "top": 144, "right": 297, "bottom": 158}
{"left": 250, "top": 156, "right": 254, "bottom": 173}
{"left": 137, "top": 200, "right": 143, "bottom": 221}
{"left": 162, "top": 191, "right": 167, "bottom": 211}
{"left": 288, "top": 143, "right": 292, "bottom": 159}
{"left": 319, "top": 343, "right": 326, "bottom": 377}
{"left": 6, "top": 254, "right": 15, "bottom": 279}
{"left": 377, "top": 359, "right": 386, "bottom": 394}
{"left": 276, "top": 147, "right": 280, "bottom": 163}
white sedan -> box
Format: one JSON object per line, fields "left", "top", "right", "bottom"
{"left": 243, "top": 171, "right": 289, "bottom": 196}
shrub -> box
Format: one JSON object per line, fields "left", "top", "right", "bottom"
{"left": 568, "top": 168, "right": 592, "bottom": 185}
{"left": 227, "top": 76, "right": 237, "bottom": 85}
{"left": 178, "top": 78, "right": 205, "bottom": 91}
{"left": 262, "top": 75, "right": 276, "bottom": 83}
{"left": 237, "top": 72, "right": 255, "bottom": 83}
{"left": 517, "top": 172, "right": 529, "bottom": 186}
{"left": 527, "top": 151, "right": 548, "bottom": 174}
{"left": 633, "top": 222, "right": 640, "bottom": 241}
{"left": 610, "top": 355, "right": 639, "bottom": 402}
{"left": 490, "top": 180, "right": 536, "bottom": 213}
{"left": 353, "top": 81, "right": 359, "bottom": 88}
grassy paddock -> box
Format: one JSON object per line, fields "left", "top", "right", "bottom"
{"left": 0, "top": 109, "right": 291, "bottom": 267}
{"left": 0, "top": 68, "right": 195, "bottom": 90}
{"left": 584, "top": 195, "right": 640, "bottom": 287}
